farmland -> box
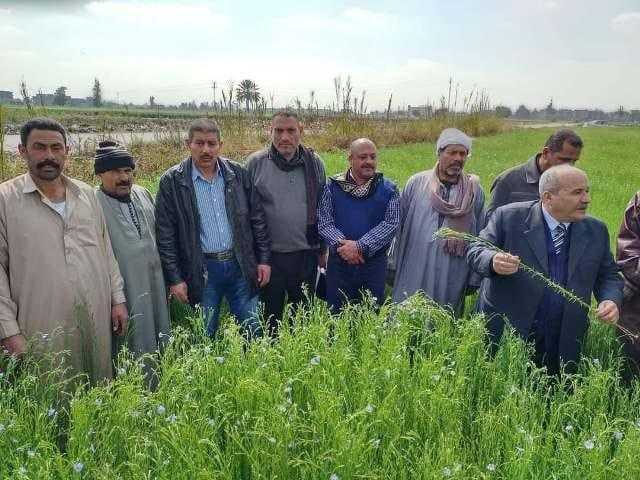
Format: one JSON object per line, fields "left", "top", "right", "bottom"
{"left": 1, "top": 116, "right": 640, "bottom": 479}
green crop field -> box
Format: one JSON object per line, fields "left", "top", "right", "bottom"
{"left": 1, "top": 126, "right": 640, "bottom": 479}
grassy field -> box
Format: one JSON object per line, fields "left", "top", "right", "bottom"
{"left": 1, "top": 125, "right": 639, "bottom": 478}
{"left": 2, "top": 298, "right": 640, "bottom": 479}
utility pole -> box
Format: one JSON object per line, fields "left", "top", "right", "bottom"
{"left": 211, "top": 81, "right": 217, "bottom": 111}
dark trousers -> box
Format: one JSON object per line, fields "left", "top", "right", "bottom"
{"left": 261, "top": 250, "right": 317, "bottom": 336}
{"left": 326, "top": 254, "right": 386, "bottom": 313}
{"left": 619, "top": 290, "right": 640, "bottom": 383}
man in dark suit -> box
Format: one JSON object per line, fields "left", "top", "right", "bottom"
{"left": 467, "top": 165, "right": 623, "bottom": 374}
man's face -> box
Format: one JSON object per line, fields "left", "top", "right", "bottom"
{"left": 19, "top": 129, "right": 68, "bottom": 182}
{"left": 437, "top": 144, "right": 468, "bottom": 183}
{"left": 349, "top": 142, "right": 378, "bottom": 183}
{"left": 99, "top": 167, "right": 134, "bottom": 197}
{"left": 187, "top": 131, "right": 222, "bottom": 172}
{"left": 271, "top": 116, "right": 302, "bottom": 160}
{"left": 544, "top": 171, "right": 591, "bottom": 222}
{"left": 539, "top": 142, "right": 581, "bottom": 171}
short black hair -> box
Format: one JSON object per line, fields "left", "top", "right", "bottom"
{"left": 544, "top": 129, "right": 583, "bottom": 153}
{"left": 187, "top": 118, "right": 221, "bottom": 142}
{"left": 271, "top": 110, "right": 300, "bottom": 123}
{"left": 20, "top": 117, "right": 68, "bottom": 146}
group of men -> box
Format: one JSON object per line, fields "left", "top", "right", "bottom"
{"left": 0, "top": 114, "right": 638, "bottom": 382}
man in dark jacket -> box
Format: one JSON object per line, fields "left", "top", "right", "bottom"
{"left": 155, "top": 119, "right": 270, "bottom": 339}
{"left": 616, "top": 191, "right": 640, "bottom": 379}
{"left": 245, "top": 111, "right": 326, "bottom": 336}
{"left": 486, "top": 129, "right": 582, "bottom": 219}
{"left": 468, "top": 165, "right": 622, "bottom": 374}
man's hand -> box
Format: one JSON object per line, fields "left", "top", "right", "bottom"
{"left": 337, "top": 240, "right": 364, "bottom": 265}
{"left": 111, "top": 303, "right": 128, "bottom": 336}
{"left": 596, "top": 300, "right": 619, "bottom": 324}
{"left": 257, "top": 264, "right": 271, "bottom": 287}
{"left": 169, "top": 281, "right": 189, "bottom": 304}
{"left": 492, "top": 252, "right": 520, "bottom": 275}
{"left": 0, "top": 334, "right": 26, "bottom": 357}
{"left": 318, "top": 250, "right": 329, "bottom": 269}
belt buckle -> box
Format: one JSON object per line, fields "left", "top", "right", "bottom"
{"left": 219, "top": 250, "right": 233, "bottom": 261}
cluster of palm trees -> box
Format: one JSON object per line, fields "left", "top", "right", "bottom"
{"left": 235, "top": 79, "right": 264, "bottom": 112}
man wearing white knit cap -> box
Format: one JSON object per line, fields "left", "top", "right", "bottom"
{"left": 390, "top": 128, "right": 486, "bottom": 315}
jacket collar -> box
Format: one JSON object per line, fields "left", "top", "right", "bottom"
{"left": 178, "top": 156, "right": 236, "bottom": 188}
{"left": 523, "top": 200, "right": 589, "bottom": 280}
{"left": 523, "top": 201, "right": 549, "bottom": 273}
{"left": 524, "top": 154, "right": 542, "bottom": 184}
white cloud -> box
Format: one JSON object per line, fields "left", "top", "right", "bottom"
{"left": 85, "top": 1, "right": 230, "bottom": 28}
{"left": 0, "top": 49, "right": 36, "bottom": 61}
{"left": 274, "top": 7, "right": 397, "bottom": 33}
{"left": 611, "top": 12, "right": 640, "bottom": 35}
{"left": 341, "top": 7, "right": 392, "bottom": 28}
{"left": 0, "top": 24, "right": 24, "bottom": 37}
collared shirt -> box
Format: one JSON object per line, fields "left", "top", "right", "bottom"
{"left": 317, "top": 181, "right": 400, "bottom": 257}
{"left": 191, "top": 161, "right": 233, "bottom": 253}
{"left": 541, "top": 203, "right": 571, "bottom": 232}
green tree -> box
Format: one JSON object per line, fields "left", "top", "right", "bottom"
{"left": 53, "top": 86, "right": 68, "bottom": 106}
{"left": 514, "top": 104, "right": 530, "bottom": 119}
{"left": 236, "top": 79, "right": 260, "bottom": 112}
{"left": 494, "top": 105, "right": 512, "bottom": 118}
{"left": 92, "top": 78, "right": 103, "bottom": 108}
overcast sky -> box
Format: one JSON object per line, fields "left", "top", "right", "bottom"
{"left": 1, "top": 0, "right": 639, "bottom": 111}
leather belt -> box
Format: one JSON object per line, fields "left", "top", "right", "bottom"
{"left": 203, "top": 250, "right": 234, "bottom": 261}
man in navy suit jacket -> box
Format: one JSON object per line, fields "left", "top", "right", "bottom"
{"left": 467, "top": 165, "right": 623, "bottom": 374}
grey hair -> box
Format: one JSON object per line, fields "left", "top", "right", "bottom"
{"left": 188, "top": 118, "right": 221, "bottom": 142}
{"left": 539, "top": 164, "right": 586, "bottom": 196}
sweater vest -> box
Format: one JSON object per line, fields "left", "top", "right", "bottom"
{"left": 329, "top": 176, "right": 396, "bottom": 257}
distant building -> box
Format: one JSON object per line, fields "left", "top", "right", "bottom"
{"left": 68, "top": 97, "right": 91, "bottom": 107}
{"left": 407, "top": 104, "right": 434, "bottom": 117}
{"left": 0, "top": 91, "right": 14, "bottom": 103}
{"left": 32, "top": 93, "right": 55, "bottom": 106}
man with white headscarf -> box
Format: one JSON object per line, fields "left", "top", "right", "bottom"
{"left": 390, "top": 128, "right": 486, "bottom": 315}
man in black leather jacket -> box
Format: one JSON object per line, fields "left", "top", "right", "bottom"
{"left": 155, "top": 119, "right": 270, "bottom": 339}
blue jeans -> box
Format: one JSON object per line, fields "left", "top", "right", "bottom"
{"left": 201, "top": 257, "right": 261, "bottom": 339}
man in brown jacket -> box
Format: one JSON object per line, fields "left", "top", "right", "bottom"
{"left": 616, "top": 191, "right": 640, "bottom": 379}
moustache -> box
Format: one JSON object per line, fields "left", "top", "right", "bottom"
{"left": 116, "top": 181, "right": 131, "bottom": 187}
{"left": 36, "top": 160, "right": 60, "bottom": 169}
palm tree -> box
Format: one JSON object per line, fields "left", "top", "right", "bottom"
{"left": 236, "top": 79, "right": 261, "bottom": 112}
